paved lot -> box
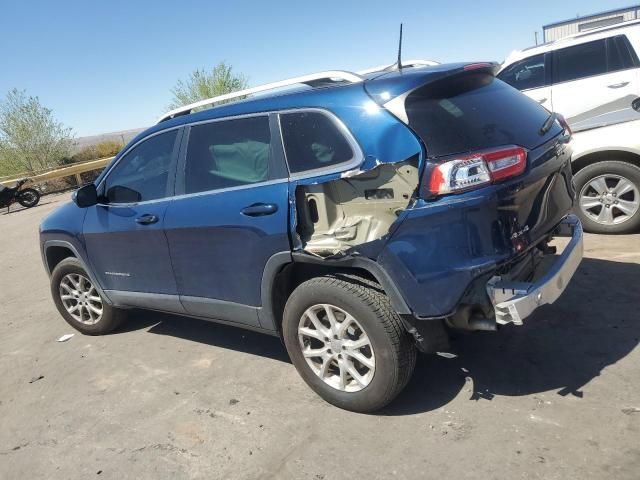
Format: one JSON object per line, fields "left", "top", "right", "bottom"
{"left": 1, "top": 193, "right": 639, "bottom": 480}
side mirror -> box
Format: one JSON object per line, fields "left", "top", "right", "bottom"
{"left": 106, "top": 185, "right": 142, "bottom": 204}
{"left": 73, "top": 183, "right": 98, "bottom": 208}
{"left": 633, "top": 97, "right": 640, "bottom": 112}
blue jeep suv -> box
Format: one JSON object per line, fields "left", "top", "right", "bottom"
{"left": 40, "top": 62, "right": 583, "bottom": 412}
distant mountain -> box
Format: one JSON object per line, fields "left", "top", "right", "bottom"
{"left": 72, "top": 127, "right": 146, "bottom": 153}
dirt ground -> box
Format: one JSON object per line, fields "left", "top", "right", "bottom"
{"left": 1, "top": 193, "right": 639, "bottom": 480}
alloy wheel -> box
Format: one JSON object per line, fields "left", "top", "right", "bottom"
{"left": 579, "top": 174, "right": 639, "bottom": 226}
{"left": 298, "top": 303, "right": 375, "bottom": 392}
{"left": 59, "top": 274, "right": 103, "bottom": 325}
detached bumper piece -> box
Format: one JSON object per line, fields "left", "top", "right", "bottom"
{"left": 486, "top": 215, "right": 583, "bottom": 325}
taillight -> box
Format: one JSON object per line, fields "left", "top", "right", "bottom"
{"left": 428, "top": 146, "right": 527, "bottom": 196}
{"left": 484, "top": 146, "right": 527, "bottom": 181}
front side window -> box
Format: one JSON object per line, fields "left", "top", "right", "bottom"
{"left": 498, "top": 53, "right": 546, "bottom": 91}
{"left": 553, "top": 39, "right": 607, "bottom": 83}
{"left": 103, "top": 129, "right": 178, "bottom": 203}
{"left": 279, "top": 111, "right": 354, "bottom": 174}
{"left": 608, "top": 35, "right": 639, "bottom": 72}
{"left": 183, "top": 116, "right": 271, "bottom": 194}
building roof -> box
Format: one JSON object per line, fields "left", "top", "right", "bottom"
{"left": 543, "top": 4, "right": 639, "bottom": 30}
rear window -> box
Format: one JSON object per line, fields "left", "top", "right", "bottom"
{"left": 404, "top": 73, "right": 560, "bottom": 158}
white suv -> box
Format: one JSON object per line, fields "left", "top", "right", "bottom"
{"left": 499, "top": 20, "right": 640, "bottom": 233}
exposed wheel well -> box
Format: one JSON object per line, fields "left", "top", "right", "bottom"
{"left": 45, "top": 246, "right": 76, "bottom": 273}
{"left": 270, "top": 262, "right": 378, "bottom": 335}
{"left": 572, "top": 150, "right": 640, "bottom": 173}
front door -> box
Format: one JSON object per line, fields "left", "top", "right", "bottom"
{"left": 164, "top": 114, "right": 290, "bottom": 326}
{"left": 83, "top": 128, "right": 182, "bottom": 301}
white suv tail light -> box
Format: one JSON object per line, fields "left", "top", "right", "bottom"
{"left": 428, "top": 146, "right": 527, "bottom": 196}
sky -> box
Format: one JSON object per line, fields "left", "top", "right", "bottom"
{"left": 0, "top": 0, "right": 634, "bottom": 136}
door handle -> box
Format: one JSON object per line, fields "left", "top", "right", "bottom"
{"left": 135, "top": 214, "right": 159, "bottom": 225}
{"left": 241, "top": 203, "right": 278, "bottom": 217}
{"left": 537, "top": 97, "right": 548, "bottom": 104}
{"left": 608, "top": 82, "right": 629, "bottom": 89}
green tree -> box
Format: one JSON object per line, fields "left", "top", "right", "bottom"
{"left": 168, "top": 61, "right": 248, "bottom": 110}
{"left": 71, "top": 140, "right": 124, "bottom": 163}
{"left": 0, "top": 89, "right": 73, "bottom": 175}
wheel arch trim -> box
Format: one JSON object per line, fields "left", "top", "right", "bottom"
{"left": 258, "top": 251, "right": 413, "bottom": 334}
{"left": 572, "top": 147, "right": 640, "bottom": 170}
{"left": 42, "top": 240, "right": 113, "bottom": 305}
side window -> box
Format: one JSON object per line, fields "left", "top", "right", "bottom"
{"left": 553, "top": 39, "right": 607, "bottom": 83}
{"left": 183, "top": 115, "right": 271, "bottom": 194}
{"left": 279, "top": 111, "right": 354, "bottom": 174}
{"left": 608, "top": 35, "right": 640, "bottom": 72}
{"left": 498, "top": 54, "right": 546, "bottom": 91}
{"left": 103, "top": 129, "right": 178, "bottom": 203}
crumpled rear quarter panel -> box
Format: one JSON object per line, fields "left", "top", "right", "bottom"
{"left": 377, "top": 137, "right": 574, "bottom": 318}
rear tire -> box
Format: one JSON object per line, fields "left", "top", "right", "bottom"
{"left": 17, "top": 188, "right": 40, "bottom": 208}
{"left": 50, "top": 257, "right": 125, "bottom": 335}
{"left": 574, "top": 161, "right": 640, "bottom": 234}
{"left": 282, "top": 274, "right": 416, "bottom": 413}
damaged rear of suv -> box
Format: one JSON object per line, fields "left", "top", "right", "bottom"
{"left": 41, "top": 62, "right": 582, "bottom": 413}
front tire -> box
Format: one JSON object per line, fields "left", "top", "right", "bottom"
{"left": 17, "top": 188, "right": 40, "bottom": 208}
{"left": 282, "top": 274, "right": 416, "bottom": 413}
{"left": 50, "top": 257, "right": 125, "bottom": 335}
{"left": 574, "top": 161, "right": 640, "bottom": 234}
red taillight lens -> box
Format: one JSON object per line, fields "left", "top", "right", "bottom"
{"left": 428, "top": 146, "right": 527, "bottom": 196}
{"left": 484, "top": 147, "right": 527, "bottom": 181}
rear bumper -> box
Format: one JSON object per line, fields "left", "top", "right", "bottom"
{"left": 486, "top": 215, "right": 583, "bottom": 325}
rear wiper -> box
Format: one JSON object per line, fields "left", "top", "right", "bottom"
{"left": 539, "top": 112, "right": 559, "bottom": 136}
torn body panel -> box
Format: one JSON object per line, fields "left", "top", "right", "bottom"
{"left": 294, "top": 159, "right": 419, "bottom": 257}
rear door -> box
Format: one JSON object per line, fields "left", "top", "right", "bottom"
{"left": 164, "top": 114, "right": 290, "bottom": 327}
{"left": 83, "top": 128, "right": 182, "bottom": 301}
{"left": 498, "top": 53, "right": 553, "bottom": 109}
{"left": 551, "top": 36, "right": 640, "bottom": 128}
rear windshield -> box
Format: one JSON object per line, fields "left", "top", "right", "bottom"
{"left": 403, "top": 73, "right": 561, "bottom": 158}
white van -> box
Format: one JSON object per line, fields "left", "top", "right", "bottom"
{"left": 499, "top": 20, "right": 640, "bottom": 233}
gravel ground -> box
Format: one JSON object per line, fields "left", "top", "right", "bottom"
{"left": 1, "top": 193, "right": 639, "bottom": 480}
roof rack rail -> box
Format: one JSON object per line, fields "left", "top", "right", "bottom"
{"left": 157, "top": 70, "right": 364, "bottom": 123}
{"left": 357, "top": 59, "right": 439, "bottom": 75}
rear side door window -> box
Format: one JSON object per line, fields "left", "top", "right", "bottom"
{"left": 498, "top": 53, "right": 547, "bottom": 91}
{"left": 182, "top": 115, "right": 272, "bottom": 194}
{"left": 279, "top": 111, "right": 356, "bottom": 175}
{"left": 552, "top": 39, "right": 607, "bottom": 83}
{"left": 102, "top": 129, "right": 179, "bottom": 203}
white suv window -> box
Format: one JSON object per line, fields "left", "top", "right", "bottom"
{"left": 498, "top": 53, "right": 546, "bottom": 91}
{"left": 553, "top": 39, "right": 607, "bottom": 83}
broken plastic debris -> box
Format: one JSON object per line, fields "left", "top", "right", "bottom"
{"left": 436, "top": 352, "right": 458, "bottom": 359}
{"left": 57, "top": 334, "right": 75, "bottom": 342}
